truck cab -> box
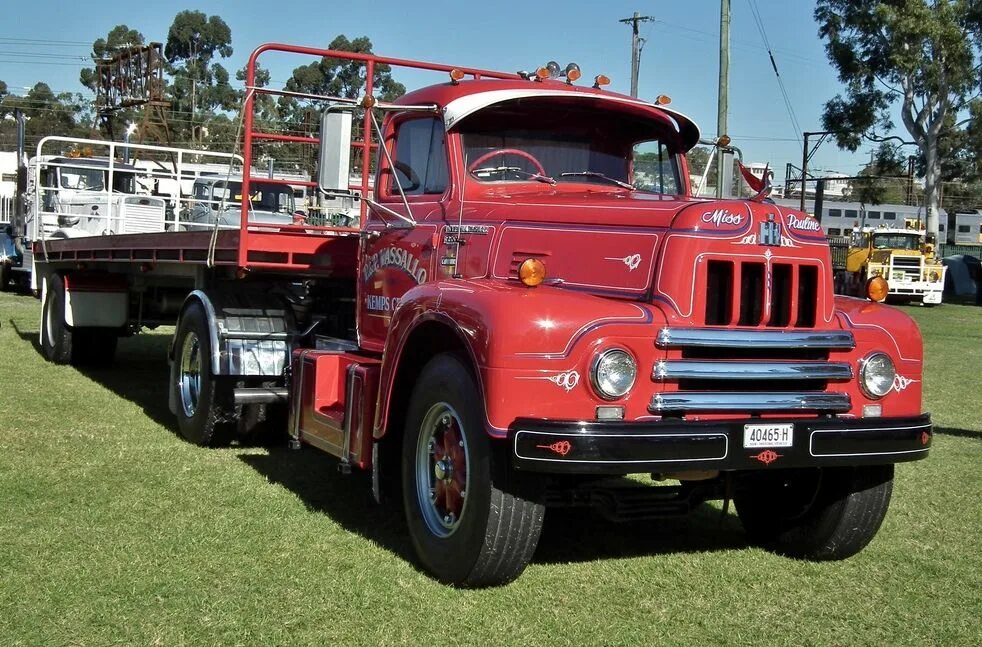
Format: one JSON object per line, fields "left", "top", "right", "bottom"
{"left": 181, "top": 176, "right": 297, "bottom": 230}
{"left": 843, "top": 221, "right": 946, "bottom": 305}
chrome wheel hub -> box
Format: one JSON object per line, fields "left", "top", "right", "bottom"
{"left": 415, "top": 403, "right": 469, "bottom": 538}
{"left": 179, "top": 331, "right": 201, "bottom": 418}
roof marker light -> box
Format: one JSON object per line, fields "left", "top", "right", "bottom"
{"left": 449, "top": 68, "right": 466, "bottom": 84}
{"left": 565, "top": 63, "right": 581, "bottom": 84}
{"left": 593, "top": 74, "right": 611, "bottom": 89}
{"left": 655, "top": 94, "right": 672, "bottom": 105}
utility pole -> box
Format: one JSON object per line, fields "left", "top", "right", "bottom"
{"left": 620, "top": 12, "right": 654, "bottom": 98}
{"left": 799, "top": 130, "right": 831, "bottom": 211}
{"left": 716, "top": 0, "right": 730, "bottom": 198}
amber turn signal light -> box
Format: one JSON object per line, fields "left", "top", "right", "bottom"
{"left": 866, "top": 276, "right": 889, "bottom": 302}
{"left": 519, "top": 258, "right": 546, "bottom": 287}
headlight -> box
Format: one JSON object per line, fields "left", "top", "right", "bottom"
{"left": 928, "top": 270, "right": 940, "bottom": 283}
{"left": 859, "top": 352, "right": 896, "bottom": 399}
{"left": 591, "top": 349, "right": 637, "bottom": 400}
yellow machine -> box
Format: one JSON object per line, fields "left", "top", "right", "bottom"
{"left": 839, "top": 219, "right": 946, "bottom": 305}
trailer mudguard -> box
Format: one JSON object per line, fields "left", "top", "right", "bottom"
{"left": 171, "top": 289, "right": 293, "bottom": 377}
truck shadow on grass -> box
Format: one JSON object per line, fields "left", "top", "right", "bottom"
{"left": 16, "top": 326, "right": 755, "bottom": 569}
{"left": 239, "top": 443, "right": 751, "bottom": 567}
{"left": 934, "top": 426, "right": 982, "bottom": 440}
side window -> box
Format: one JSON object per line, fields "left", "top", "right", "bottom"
{"left": 632, "top": 141, "right": 680, "bottom": 195}
{"left": 390, "top": 117, "right": 448, "bottom": 197}
{"left": 828, "top": 208, "right": 842, "bottom": 218}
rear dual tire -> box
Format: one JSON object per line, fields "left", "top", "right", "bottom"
{"left": 40, "top": 274, "right": 117, "bottom": 367}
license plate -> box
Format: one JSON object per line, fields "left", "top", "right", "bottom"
{"left": 743, "top": 423, "right": 794, "bottom": 448}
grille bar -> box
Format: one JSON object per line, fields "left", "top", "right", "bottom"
{"left": 656, "top": 327, "right": 855, "bottom": 350}
{"left": 649, "top": 391, "right": 851, "bottom": 413}
{"left": 653, "top": 360, "right": 853, "bottom": 381}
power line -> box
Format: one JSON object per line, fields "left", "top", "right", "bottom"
{"left": 746, "top": 0, "right": 803, "bottom": 146}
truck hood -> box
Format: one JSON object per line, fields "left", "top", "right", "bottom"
{"left": 482, "top": 194, "right": 835, "bottom": 326}
{"left": 467, "top": 187, "right": 698, "bottom": 228}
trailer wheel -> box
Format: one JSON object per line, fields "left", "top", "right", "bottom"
{"left": 173, "top": 303, "right": 235, "bottom": 446}
{"left": 40, "top": 275, "right": 74, "bottom": 364}
{"left": 401, "top": 353, "right": 544, "bottom": 587}
{"left": 735, "top": 464, "right": 894, "bottom": 560}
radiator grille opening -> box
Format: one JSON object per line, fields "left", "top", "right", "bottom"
{"left": 705, "top": 260, "right": 733, "bottom": 325}
{"left": 796, "top": 265, "right": 818, "bottom": 327}
{"left": 768, "top": 264, "right": 792, "bottom": 327}
{"left": 738, "top": 263, "right": 764, "bottom": 326}
{"left": 678, "top": 378, "right": 828, "bottom": 392}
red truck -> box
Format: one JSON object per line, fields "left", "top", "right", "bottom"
{"left": 32, "top": 44, "right": 932, "bottom": 586}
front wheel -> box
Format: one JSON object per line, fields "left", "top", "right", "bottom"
{"left": 735, "top": 464, "right": 894, "bottom": 560}
{"left": 401, "top": 354, "right": 544, "bottom": 587}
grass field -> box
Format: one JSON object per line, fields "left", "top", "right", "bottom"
{"left": 1, "top": 290, "right": 980, "bottom": 646}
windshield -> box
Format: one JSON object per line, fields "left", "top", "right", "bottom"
{"left": 56, "top": 165, "right": 136, "bottom": 193}
{"left": 213, "top": 181, "right": 295, "bottom": 213}
{"left": 58, "top": 167, "right": 105, "bottom": 191}
{"left": 459, "top": 100, "right": 682, "bottom": 194}
{"left": 872, "top": 234, "right": 920, "bottom": 251}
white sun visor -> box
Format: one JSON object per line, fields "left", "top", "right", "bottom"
{"left": 442, "top": 88, "right": 701, "bottom": 150}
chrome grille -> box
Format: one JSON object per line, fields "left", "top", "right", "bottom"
{"left": 704, "top": 260, "right": 818, "bottom": 327}
{"left": 891, "top": 255, "right": 922, "bottom": 280}
{"left": 651, "top": 327, "right": 853, "bottom": 414}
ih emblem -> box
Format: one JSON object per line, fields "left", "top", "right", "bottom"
{"left": 760, "top": 214, "right": 782, "bottom": 247}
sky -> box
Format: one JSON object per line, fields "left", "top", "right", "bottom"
{"left": 0, "top": 0, "right": 887, "bottom": 178}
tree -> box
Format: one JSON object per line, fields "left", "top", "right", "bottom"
{"left": 845, "top": 143, "right": 908, "bottom": 205}
{"left": 0, "top": 83, "right": 88, "bottom": 148}
{"left": 164, "top": 10, "right": 234, "bottom": 143}
{"left": 283, "top": 35, "right": 405, "bottom": 105}
{"left": 815, "top": 0, "right": 982, "bottom": 236}
{"left": 279, "top": 35, "right": 406, "bottom": 175}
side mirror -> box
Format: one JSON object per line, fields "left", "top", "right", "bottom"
{"left": 318, "top": 108, "right": 353, "bottom": 197}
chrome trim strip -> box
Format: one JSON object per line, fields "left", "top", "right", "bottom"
{"left": 656, "top": 327, "right": 855, "bottom": 350}
{"left": 649, "top": 391, "right": 851, "bottom": 412}
{"left": 513, "top": 430, "right": 729, "bottom": 464}
{"left": 808, "top": 424, "right": 932, "bottom": 458}
{"left": 653, "top": 360, "right": 853, "bottom": 381}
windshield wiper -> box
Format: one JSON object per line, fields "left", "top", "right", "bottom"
{"left": 473, "top": 166, "right": 556, "bottom": 185}
{"left": 560, "top": 171, "right": 635, "bottom": 190}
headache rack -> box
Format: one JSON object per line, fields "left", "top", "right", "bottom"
{"left": 237, "top": 43, "right": 517, "bottom": 274}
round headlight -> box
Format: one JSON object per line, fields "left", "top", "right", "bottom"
{"left": 591, "top": 349, "right": 637, "bottom": 400}
{"left": 860, "top": 352, "right": 896, "bottom": 399}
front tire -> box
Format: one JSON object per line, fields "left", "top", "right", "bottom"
{"left": 735, "top": 464, "right": 894, "bottom": 560}
{"left": 173, "top": 303, "right": 235, "bottom": 446}
{"left": 401, "top": 353, "right": 544, "bottom": 587}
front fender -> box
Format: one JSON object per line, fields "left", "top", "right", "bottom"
{"left": 834, "top": 295, "right": 924, "bottom": 417}
{"left": 375, "top": 279, "right": 661, "bottom": 438}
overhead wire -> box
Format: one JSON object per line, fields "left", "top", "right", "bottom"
{"left": 745, "top": 0, "right": 803, "bottom": 146}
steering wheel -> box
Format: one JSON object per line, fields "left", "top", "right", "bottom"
{"left": 392, "top": 160, "right": 420, "bottom": 192}
{"left": 467, "top": 148, "right": 547, "bottom": 177}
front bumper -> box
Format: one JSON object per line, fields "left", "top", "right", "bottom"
{"left": 510, "top": 413, "right": 932, "bottom": 474}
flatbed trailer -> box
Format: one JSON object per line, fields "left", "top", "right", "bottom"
{"left": 32, "top": 43, "right": 932, "bottom": 587}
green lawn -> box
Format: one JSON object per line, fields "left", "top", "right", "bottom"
{"left": 1, "top": 291, "right": 979, "bottom": 646}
